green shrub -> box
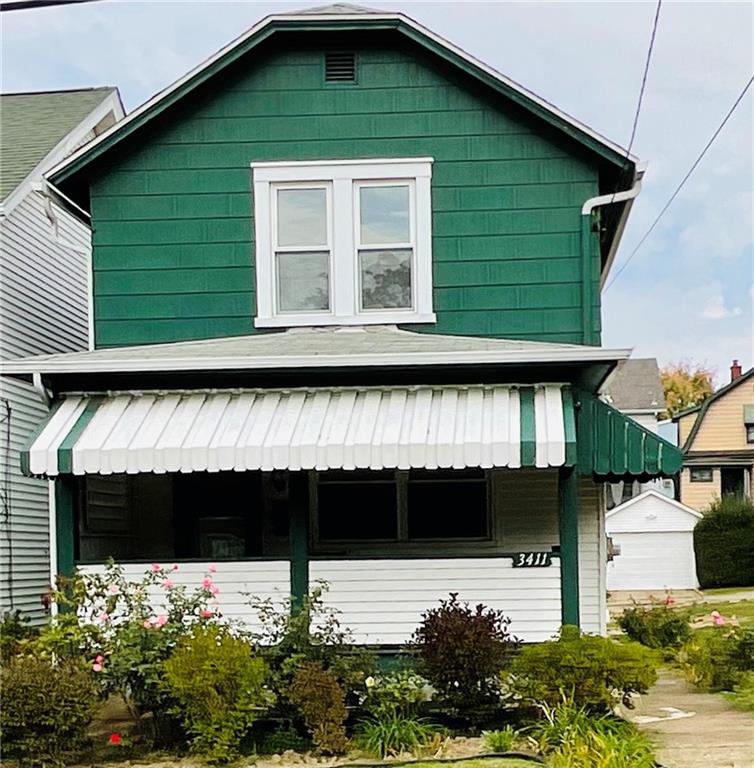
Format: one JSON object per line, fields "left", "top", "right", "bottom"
{"left": 356, "top": 714, "right": 438, "bottom": 758}
{"left": 287, "top": 661, "right": 348, "bottom": 754}
{"left": 528, "top": 698, "right": 656, "bottom": 768}
{"left": 724, "top": 671, "right": 754, "bottom": 712}
{"left": 362, "top": 669, "right": 431, "bottom": 717}
{"left": 695, "top": 498, "right": 754, "bottom": 588}
{"left": 162, "top": 626, "right": 270, "bottom": 762}
{"left": 250, "top": 583, "right": 375, "bottom": 706}
{"left": 411, "top": 593, "right": 519, "bottom": 719}
{"left": 0, "top": 610, "right": 39, "bottom": 663}
{"left": 618, "top": 604, "right": 691, "bottom": 649}
{"left": 509, "top": 625, "right": 658, "bottom": 713}
{"left": 482, "top": 726, "right": 516, "bottom": 752}
{"left": 0, "top": 656, "right": 98, "bottom": 767}
{"left": 680, "top": 626, "right": 754, "bottom": 691}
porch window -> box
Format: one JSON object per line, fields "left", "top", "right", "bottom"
{"left": 76, "top": 473, "right": 271, "bottom": 562}
{"left": 312, "top": 469, "right": 490, "bottom": 546}
{"left": 251, "top": 158, "right": 435, "bottom": 327}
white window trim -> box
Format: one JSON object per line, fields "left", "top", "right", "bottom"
{"left": 252, "top": 158, "right": 435, "bottom": 328}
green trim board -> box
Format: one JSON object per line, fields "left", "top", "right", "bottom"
{"left": 54, "top": 477, "right": 77, "bottom": 582}
{"left": 558, "top": 466, "right": 580, "bottom": 627}
{"left": 577, "top": 393, "right": 683, "bottom": 480}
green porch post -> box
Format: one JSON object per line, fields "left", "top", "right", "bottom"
{"left": 54, "top": 476, "right": 76, "bottom": 584}
{"left": 289, "top": 473, "right": 309, "bottom": 615}
{"left": 558, "top": 466, "right": 580, "bottom": 627}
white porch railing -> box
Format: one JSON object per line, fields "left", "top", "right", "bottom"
{"left": 78, "top": 556, "right": 562, "bottom": 643}
{"left": 311, "top": 556, "right": 562, "bottom": 644}
{"left": 77, "top": 560, "right": 290, "bottom": 633}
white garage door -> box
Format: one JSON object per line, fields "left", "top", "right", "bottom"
{"left": 607, "top": 531, "right": 697, "bottom": 591}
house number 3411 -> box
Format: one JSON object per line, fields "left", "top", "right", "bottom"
{"left": 512, "top": 552, "right": 552, "bottom": 568}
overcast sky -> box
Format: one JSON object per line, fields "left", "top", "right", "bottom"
{"left": 2, "top": 0, "right": 752, "bottom": 384}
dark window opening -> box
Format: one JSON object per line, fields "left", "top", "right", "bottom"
{"left": 721, "top": 467, "right": 745, "bottom": 499}
{"left": 325, "top": 52, "right": 356, "bottom": 83}
{"left": 316, "top": 471, "right": 397, "bottom": 541}
{"left": 747, "top": 424, "right": 754, "bottom": 444}
{"left": 77, "top": 472, "right": 285, "bottom": 563}
{"left": 407, "top": 470, "right": 488, "bottom": 539}
{"left": 313, "top": 469, "right": 490, "bottom": 546}
{"left": 689, "top": 467, "right": 713, "bottom": 483}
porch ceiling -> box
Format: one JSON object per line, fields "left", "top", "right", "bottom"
{"left": 22, "top": 383, "right": 577, "bottom": 477}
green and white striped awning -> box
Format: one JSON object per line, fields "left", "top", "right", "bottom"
{"left": 22, "top": 384, "right": 577, "bottom": 476}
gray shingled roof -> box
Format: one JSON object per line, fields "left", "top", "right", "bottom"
{"left": 292, "top": 4, "right": 383, "bottom": 14}
{"left": 601, "top": 358, "right": 665, "bottom": 412}
{"left": 0, "top": 87, "right": 116, "bottom": 201}
{"left": 0, "top": 326, "right": 629, "bottom": 375}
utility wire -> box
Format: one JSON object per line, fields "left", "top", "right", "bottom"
{"left": 623, "top": 0, "right": 662, "bottom": 166}
{"left": 605, "top": 72, "right": 754, "bottom": 293}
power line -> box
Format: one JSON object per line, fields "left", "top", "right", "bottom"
{"left": 0, "top": 0, "right": 106, "bottom": 11}
{"left": 608, "top": 0, "right": 662, "bottom": 203}
{"left": 605, "top": 72, "right": 754, "bottom": 293}
{"left": 625, "top": 0, "right": 663, "bottom": 161}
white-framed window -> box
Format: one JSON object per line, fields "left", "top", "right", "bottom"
{"left": 251, "top": 158, "right": 435, "bottom": 327}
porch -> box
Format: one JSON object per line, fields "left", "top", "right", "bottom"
{"left": 20, "top": 376, "right": 680, "bottom": 644}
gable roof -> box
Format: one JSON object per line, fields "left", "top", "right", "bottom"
{"left": 675, "top": 365, "right": 754, "bottom": 452}
{"left": 601, "top": 358, "right": 664, "bottom": 413}
{"left": 606, "top": 489, "right": 702, "bottom": 521}
{"left": 0, "top": 87, "right": 119, "bottom": 202}
{"left": 46, "top": 5, "right": 636, "bottom": 203}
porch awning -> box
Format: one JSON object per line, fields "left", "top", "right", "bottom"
{"left": 578, "top": 394, "right": 683, "bottom": 480}
{"left": 21, "top": 384, "right": 577, "bottom": 476}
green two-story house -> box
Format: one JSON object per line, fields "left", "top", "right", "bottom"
{"left": 3, "top": 4, "right": 681, "bottom": 643}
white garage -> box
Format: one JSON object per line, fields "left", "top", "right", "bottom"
{"left": 606, "top": 489, "right": 702, "bottom": 591}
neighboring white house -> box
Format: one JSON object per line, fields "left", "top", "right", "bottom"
{"left": 0, "top": 87, "right": 123, "bottom": 622}
{"left": 606, "top": 489, "right": 701, "bottom": 591}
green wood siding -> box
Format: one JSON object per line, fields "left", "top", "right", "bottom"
{"left": 90, "top": 42, "right": 601, "bottom": 348}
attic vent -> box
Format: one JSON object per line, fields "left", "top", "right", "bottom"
{"left": 325, "top": 52, "right": 356, "bottom": 83}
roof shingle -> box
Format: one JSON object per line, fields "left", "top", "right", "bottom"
{"left": 0, "top": 87, "right": 116, "bottom": 201}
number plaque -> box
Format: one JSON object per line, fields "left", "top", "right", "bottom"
{"left": 511, "top": 552, "right": 552, "bottom": 568}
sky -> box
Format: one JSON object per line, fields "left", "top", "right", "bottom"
{"left": 2, "top": 0, "right": 752, "bottom": 385}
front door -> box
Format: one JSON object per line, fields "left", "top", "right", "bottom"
{"left": 721, "top": 467, "right": 745, "bottom": 499}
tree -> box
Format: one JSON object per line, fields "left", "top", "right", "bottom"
{"left": 660, "top": 361, "right": 715, "bottom": 418}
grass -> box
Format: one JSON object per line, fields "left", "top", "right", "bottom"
{"left": 683, "top": 599, "right": 754, "bottom": 627}
{"left": 701, "top": 586, "right": 754, "bottom": 597}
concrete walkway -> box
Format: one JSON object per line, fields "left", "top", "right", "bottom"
{"left": 626, "top": 670, "right": 754, "bottom": 768}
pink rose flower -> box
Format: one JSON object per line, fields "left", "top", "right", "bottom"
{"left": 210, "top": 584, "right": 220, "bottom": 596}
{"left": 96, "top": 654, "right": 105, "bottom": 663}
{"left": 108, "top": 584, "right": 119, "bottom": 595}
{"left": 143, "top": 619, "right": 153, "bottom": 629}
{"left": 162, "top": 578, "right": 174, "bottom": 589}
{"left": 98, "top": 611, "right": 109, "bottom": 622}
{"left": 149, "top": 563, "right": 161, "bottom": 573}
{"left": 200, "top": 609, "right": 213, "bottom": 619}
{"left": 155, "top": 614, "right": 168, "bottom": 627}
{"left": 202, "top": 577, "right": 212, "bottom": 589}
{"left": 208, "top": 564, "right": 217, "bottom": 574}
{"left": 92, "top": 662, "right": 103, "bottom": 672}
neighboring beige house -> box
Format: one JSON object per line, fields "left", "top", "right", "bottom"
{"left": 675, "top": 360, "right": 754, "bottom": 512}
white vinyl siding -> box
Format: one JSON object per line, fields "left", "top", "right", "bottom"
{"left": 578, "top": 478, "right": 605, "bottom": 635}
{"left": 0, "top": 377, "right": 52, "bottom": 623}
{"left": 77, "top": 561, "right": 290, "bottom": 634}
{"left": 0, "top": 193, "right": 90, "bottom": 622}
{"left": 311, "top": 557, "right": 562, "bottom": 644}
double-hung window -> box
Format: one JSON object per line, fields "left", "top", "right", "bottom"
{"left": 252, "top": 158, "right": 434, "bottom": 327}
